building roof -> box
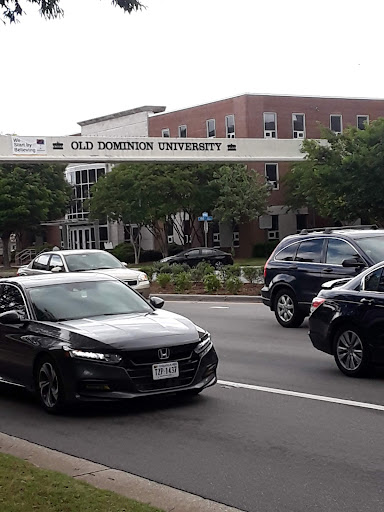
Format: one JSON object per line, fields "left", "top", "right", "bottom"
{"left": 78, "top": 106, "right": 166, "bottom": 127}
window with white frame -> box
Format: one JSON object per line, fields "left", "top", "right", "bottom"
{"left": 292, "top": 113, "right": 305, "bottom": 139}
{"left": 225, "top": 115, "right": 235, "bottom": 138}
{"left": 268, "top": 215, "right": 279, "bottom": 240}
{"left": 357, "top": 115, "right": 369, "bottom": 130}
{"left": 233, "top": 230, "right": 239, "bottom": 248}
{"left": 178, "top": 125, "right": 187, "bottom": 138}
{"left": 330, "top": 115, "right": 342, "bottom": 134}
{"left": 265, "top": 163, "right": 279, "bottom": 190}
{"left": 162, "top": 128, "right": 170, "bottom": 137}
{"left": 213, "top": 232, "right": 220, "bottom": 247}
{"left": 206, "top": 119, "right": 216, "bottom": 138}
{"left": 264, "top": 113, "right": 277, "bottom": 138}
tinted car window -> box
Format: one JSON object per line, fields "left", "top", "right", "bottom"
{"left": 275, "top": 243, "right": 298, "bottom": 261}
{"left": 364, "top": 268, "right": 384, "bottom": 292}
{"left": 186, "top": 250, "right": 200, "bottom": 257}
{"left": 201, "top": 249, "right": 214, "bottom": 256}
{"left": 0, "top": 285, "right": 27, "bottom": 317}
{"left": 32, "top": 254, "right": 50, "bottom": 270}
{"left": 295, "top": 239, "right": 323, "bottom": 263}
{"left": 325, "top": 239, "right": 359, "bottom": 265}
{"left": 354, "top": 236, "right": 384, "bottom": 264}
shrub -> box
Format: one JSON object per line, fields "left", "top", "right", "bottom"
{"left": 242, "top": 266, "right": 262, "bottom": 284}
{"left": 158, "top": 264, "right": 172, "bottom": 274}
{"left": 191, "top": 261, "right": 215, "bottom": 281}
{"left": 170, "top": 263, "right": 190, "bottom": 275}
{"left": 168, "top": 243, "right": 184, "bottom": 256}
{"left": 110, "top": 242, "right": 135, "bottom": 263}
{"left": 203, "top": 273, "right": 221, "bottom": 293}
{"left": 139, "top": 249, "right": 163, "bottom": 263}
{"left": 224, "top": 276, "right": 242, "bottom": 294}
{"left": 219, "top": 264, "right": 242, "bottom": 280}
{"left": 139, "top": 265, "right": 154, "bottom": 282}
{"left": 156, "top": 273, "right": 171, "bottom": 288}
{"left": 252, "top": 241, "right": 279, "bottom": 258}
{"left": 172, "top": 271, "right": 192, "bottom": 292}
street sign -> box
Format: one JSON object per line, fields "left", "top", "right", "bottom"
{"left": 198, "top": 212, "right": 213, "bottom": 221}
{"left": 198, "top": 211, "right": 213, "bottom": 246}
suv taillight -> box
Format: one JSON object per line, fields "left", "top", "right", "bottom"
{"left": 310, "top": 297, "right": 325, "bottom": 315}
{"left": 264, "top": 250, "right": 276, "bottom": 279}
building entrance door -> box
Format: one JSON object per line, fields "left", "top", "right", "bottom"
{"left": 69, "top": 226, "right": 96, "bottom": 249}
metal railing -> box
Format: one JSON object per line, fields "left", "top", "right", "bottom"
{"left": 15, "top": 249, "right": 37, "bottom": 266}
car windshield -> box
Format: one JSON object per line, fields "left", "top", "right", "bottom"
{"left": 355, "top": 236, "right": 384, "bottom": 264}
{"left": 64, "top": 252, "right": 122, "bottom": 271}
{"left": 28, "top": 280, "right": 152, "bottom": 322}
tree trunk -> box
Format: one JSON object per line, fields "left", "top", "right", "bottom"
{"left": 1, "top": 234, "right": 11, "bottom": 269}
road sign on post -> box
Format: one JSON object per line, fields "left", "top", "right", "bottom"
{"left": 198, "top": 212, "right": 213, "bottom": 247}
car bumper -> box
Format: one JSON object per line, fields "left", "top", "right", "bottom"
{"left": 60, "top": 347, "right": 218, "bottom": 403}
{"left": 261, "top": 286, "right": 271, "bottom": 308}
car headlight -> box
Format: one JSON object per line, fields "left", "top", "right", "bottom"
{"left": 65, "top": 348, "right": 122, "bottom": 364}
{"left": 160, "top": 257, "right": 171, "bottom": 263}
{"left": 194, "top": 329, "right": 213, "bottom": 357}
{"left": 138, "top": 272, "right": 148, "bottom": 282}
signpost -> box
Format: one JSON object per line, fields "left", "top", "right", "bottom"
{"left": 198, "top": 211, "right": 213, "bottom": 247}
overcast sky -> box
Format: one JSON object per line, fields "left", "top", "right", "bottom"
{"left": 1, "top": 0, "right": 384, "bottom": 136}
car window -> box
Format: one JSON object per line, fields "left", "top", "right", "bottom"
{"left": 295, "top": 239, "right": 324, "bottom": 263}
{"left": 0, "top": 284, "right": 27, "bottom": 317}
{"left": 186, "top": 250, "right": 200, "bottom": 257}
{"left": 275, "top": 243, "right": 298, "bottom": 261}
{"left": 64, "top": 251, "right": 122, "bottom": 271}
{"left": 363, "top": 268, "right": 384, "bottom": 292}
{"left": 201, "top": 249, "right": 214, "bottom": 256}
{"left": 49, "top": 254, "right": 64, "bottom": 271}
{"left": 325, "top": 239, "right": 359, "bottom": 265}
{"left": 354, "top": 236, "right": 384, "bottom": 264}
{"left": 32, "top": 253, "right": 50, "bottom": 270}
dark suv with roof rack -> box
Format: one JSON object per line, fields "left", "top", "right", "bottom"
{"left": 261, "top": 225, "right": 384, "bottom": 327}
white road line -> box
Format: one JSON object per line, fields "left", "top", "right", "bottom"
{"left": 210, "top": 306, "right": 229, "bottom": 309}
{"left": 218, "top": 379, "right": 384, "bottom": 412}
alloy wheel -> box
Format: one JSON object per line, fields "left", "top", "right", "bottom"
{"left": 336, "top": 330, "right": 363, "bottom": 372}
{"left": 277, "top": 293, "right": 294, "bottom": 323}
{"left": 38, "top": 362, "right": 59, "bottom": 409}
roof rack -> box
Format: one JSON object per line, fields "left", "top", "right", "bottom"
{"left": 300, "top": 225, "right": 378, "bottom": 235}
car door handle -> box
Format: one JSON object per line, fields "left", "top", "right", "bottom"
{"left": 360, "top": 298, "right": 375, "bottom": 306}
{"left": 323, "top": 268, "right": 334, "bottom": 273}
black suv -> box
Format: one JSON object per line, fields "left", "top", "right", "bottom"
{"left": 261, "top": 225, "right": 384, "bottom": 327}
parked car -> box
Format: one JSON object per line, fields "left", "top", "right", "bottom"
{"left": 0, "top": 273, "right": 218, "bottom": 412}
{"left": 308, "top": 260, "right": 384, "bottom": 377}
{"left": 17, "top": 249, "right": 150, "bottom": 297}
{"left": 261, "top": 225, "right": 384, "bottom": 327}
{"left": 160, "top": 247, "right": 233, "bottom": 268}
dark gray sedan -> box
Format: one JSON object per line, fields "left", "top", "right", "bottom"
{"left": 0, "top": 273, "right": 218, "bottom": 413}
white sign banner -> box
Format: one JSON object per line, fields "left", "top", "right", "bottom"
{"left": 12, "top": 136, "right": 47, "bottom": 155}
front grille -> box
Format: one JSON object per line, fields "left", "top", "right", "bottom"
{"left": 122, "top": 343, "right": 200, "bottom": 392}
{"left": 124, "top": 280, "right": 138, "bottom": 286}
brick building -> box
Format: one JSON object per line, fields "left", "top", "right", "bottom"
{"left": 148, "top": 94, "right": 384, "bottom": 257}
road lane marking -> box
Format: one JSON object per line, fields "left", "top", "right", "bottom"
{"left": 210, "top": 306, "right": 229, "bottom": 309}
{"left": 218, "top": 379, "right": 384, "bottom": 412}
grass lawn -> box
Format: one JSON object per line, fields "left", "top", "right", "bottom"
{"left": 0, "top": 452, "right": 163, "bottom": 512}
{"left": 234, "top": 258, "right": 266, "bottom": 266}
{"left": 0, "top": 268, "right": 18, "bottom": 278}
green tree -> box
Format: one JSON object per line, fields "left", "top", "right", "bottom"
{"left": 1, "top": 0, "right": 143, "bottom": 23}
{"left": 284, "top": 119, "right": 384, "bottom": 225}
{"left": 212, "top": 164, "right": 270, "bottom": 232}
{"left": 0, "top": 164, "right": 71, "bottom": 268}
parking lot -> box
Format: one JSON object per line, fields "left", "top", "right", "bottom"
{"left": 0, "top": 301, "right": 383, "bottom": 512}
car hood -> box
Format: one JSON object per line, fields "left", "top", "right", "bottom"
{"left": 85, "top": 268, "right": 144, "bottom": 280}
{"left": 33, "top": 309, "right": 199, "bottom": 351}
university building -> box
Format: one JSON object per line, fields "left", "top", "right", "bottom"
{"left": 48, "top": 94, "right": 384, "bottom": 258}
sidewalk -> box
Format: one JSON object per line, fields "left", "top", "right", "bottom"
{"left": 0, "top": 432, "right": 245, "bottom": 512}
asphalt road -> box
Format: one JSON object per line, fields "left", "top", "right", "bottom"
{"left": 1, "top": 301, "right": 384, "bottom": 512}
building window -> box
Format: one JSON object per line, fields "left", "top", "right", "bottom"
{"left": 233, "top": 226, "right": 239, "bottom": 248}
{"left": 265, "top": 163, "right": 279, "bottom": 190}
{"left": 178, "top": 125, "right": 187, "bottom": 138}
{"left": 330, "top": 115, "right": 342, "bottom": 134}
{"left": 225, "top": 115, "right": 235, "bottom": 138}
{"left": 206, "top": 119, "right": 216, "bottom": 138}
{"left": 264, "top": 113, "right": 277, "bottom": 138}
{"left": 357, "top": 115, "right": 369, "bottom": 130}
{"left": 162, "top": 129, "right": 170, "bottom": 137}
{"left": 292, "top": 114, "right": 305, "bottom": 139}
{"left": 268, "top": 215, "right": 279, "bottom": 240}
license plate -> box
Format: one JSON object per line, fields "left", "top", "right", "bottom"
{"left": 152, "top": 362, "right": 179, "bottom": 380}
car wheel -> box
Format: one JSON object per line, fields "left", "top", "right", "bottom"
{"left": 35, "top": 356, "right": 66, "bottom": 413}
{"left": 333, "top": 326, "right": 371, "bottom": 377}
{"left": 274, "top": 288, "right": 305, "bottom": 328}
{"left": 214, "top": 261, "right": 223, "bottom": 270}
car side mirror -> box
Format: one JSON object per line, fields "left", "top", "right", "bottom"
{"left": 0, "top": 310, "right": 24, "bottom": 324}
{"left": 342, "top": 257, "right": 365, "bottom": 268}
{"left": 150, "top": 296, "right": 164, "bottom": 309}
{"left": 121, "top": 262, "right": 128, "bottom": 267}
{"left": 51, "top": 266, "right": 63, "bottom": 273}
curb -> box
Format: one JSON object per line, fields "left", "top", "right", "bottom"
{"left": 0, "top": 432, "right": 245, "bottom": 512}
{"left": 150, "top": 294, "right": 263, "bottom": 303}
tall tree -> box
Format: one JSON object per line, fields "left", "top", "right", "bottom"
{"left": 1, "top": 0, "right": 143, "bottom": 23}
{"left": 0, "top": 164, "right": 71, "bottom": 268}
{"left": 284, "top": 119, "right": 384, "bottom": 225}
